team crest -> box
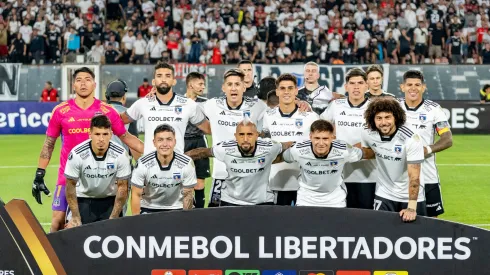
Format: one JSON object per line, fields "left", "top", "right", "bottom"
{"left": 295, "top": 119, "right": 303, "bottom": 128}
{"left": 330, "top": 160, "right": 338, "bottom": 168}
{"left": 258, "top": 157, "right": 266, "bottom": 166}
{"left": 107, "top": 163, "right": 115, "bottom": 170}
{"left": 243, "top": 110, "right": 251, "bottom": 118}
{"left": 419, "top": 114, "right": 427, "bottom": 121}
{"left": 173, "top": 173, "right": 182, "bottom": 181}
{"left": 174, "top": 106, "right": 182, "bottom": 115}
{"left": 394, "top": 145, "right": 402, "bottom": 154}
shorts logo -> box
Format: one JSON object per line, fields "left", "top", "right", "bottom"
{"left": 173, "top": 173, "right": 182, "bottom": 181}
{"left": 394, "top": 145, "right": 402, "bottom": 154}
{"left": 419, "top": 114, "right": 427, "bottom": 121}
{"left": 175, "top": 106, "right": 182, "bottom": 115}
{"left": 258, "top": 157, "right": 266, "bottom": 166}
{"left": 107, "top": 163, "right": 115, "bottom": 170}
{"left": 295, "top": 119, "right": 303, "bottom": 128}
{"left": 243, "top": 110, "right": 251, "bottom": 118}
{"left": 53, "top": 198, "right": 61, "bottom": 206}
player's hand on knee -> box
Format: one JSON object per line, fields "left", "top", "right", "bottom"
{"left": 32, "top": 168, "right": 51, "bottom": 204}
{"left": 399, "top": 208, "right": 417, "bottom": 222}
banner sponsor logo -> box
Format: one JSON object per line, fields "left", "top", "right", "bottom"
{"left": 0, "top": 102, "right": 57, "bottom": 134}
{"left": 0, "top": 63, "right": 21, "bottom": 101}
{"left": 437, "top": 101, "right": 490, "bottom": 134}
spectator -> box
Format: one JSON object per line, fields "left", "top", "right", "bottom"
{"left": 88, "top": 39, "right": 104, "bottom": 63}
{"left": 131, "top": 32, "right": 147, "bottom": 64}
{"left": 429, "top": 22, "right": 446, "bottom": 63}
{"left": 146, "top": 34, "right": 165, "bottom": 64}
{"left": 66, "top": 27, "right": 81, "bottom": 54}
{"left": 399, "top": 28, "right": 414, "bottom": 64}
{"left": 195, "top": 16, "right": 209, "bottom": 45}
{"left": 355, "top": 24, "right": 370, "bottom": 63}
{"left": 199, "top": 49, "right": 211, "bottom": 64}
{"left": 385, "top": 30, "right": 399, "bottom": 64}
{"left": 449, "top": 29, "right": 464, "bottom": 64}
{"left": 30, "top": 28, "right": 45, "bottom": 64}
{"left": 265, "top": 42, "right": 276, "bottom": 63}
{"left": 480, "top": 84, "right": 490, "bottom": 103}
{"left": 276, "top": 41, "right": 292, "bottom": 63}
{"left": 40, "top": 81, "right": 59, "bottom": 102}
{"left": 188, "top": 34, "right": 202, "bottom": 63}
{"left": 138, "top": 78, "right": 152, "bottom": 98}
{"left": 19, "top": 19, "right": 32, "bottom": 44}
{"left": 46, "top": 23, "right": 61, "bottom": 64}
{"left": 9, "top": 32, "right": 26, "bottom": 63}
{"left": 104, "top": 42, "right": 122, "bottom": 64}
{"left": 480, "top": 42, "right": 490, "bottom": 64}
{"left": 414, "top": 21, "right": 429, "bottom": 63}
{"left": 0, "top": 23, "right": 7, "bottom": 61}
{"left": 121, "top": 29, "right": 136, "bottom": 63}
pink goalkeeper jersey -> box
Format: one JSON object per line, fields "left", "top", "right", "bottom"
{"left": 46, "top": 99, "right": 127, "bottom": 186}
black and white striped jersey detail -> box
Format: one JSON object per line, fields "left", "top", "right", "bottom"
{"left": 109, "top": 142, "right": 124, "bottom": 155}
{"left": 296, "top": 140, "right": 312, "bottom": 148}
{"left": 75, "top": 143, "right": 90, "bottom": 154}
{"left": 332, "top": 140, "right": 347, "bottom": 150}
{"left": 220, "top": 141, "right": 238, "bottom": 147}
{"left": 257, "top": 140, "right": 273, "bottom": 147}
{"left": 140, "top": 152, "right": 156, "bottom": 164}
{"left": 174, "top": 153, "right": 191, "bottom": 165}
{"left": 398, "top": 126, "right": 414, "bottom": 138}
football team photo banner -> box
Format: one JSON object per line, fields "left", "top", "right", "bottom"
{"left": 0, "top": 199, "right": 489, "bottom": 275}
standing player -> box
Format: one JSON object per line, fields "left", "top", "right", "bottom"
{"left": 183, "top": 72, "right": 209, "bottom": 208}
{"left": 131, "top": 124, "right": 196, "bottom": 214}
{"left": 399, "top": 70, "right": 453, "bottom": 217}
{"left": 365, "top": 65, "right": 396, "bottom": 98}
{"left": 297, "top": 62, "right": 343, "bottom": 114}
{"left": 121, "top": 62, "right": 211, "bottom": 154}
{"left": 262, "top": 73, "right": 319, "bottom": 205}
{"left": 321, "top": 68, "right": 377, "bottom": 209}
{"left": 64, "top": 115, "right": 131, "bottom": 228}
{"left": 32, "top": 67, "right": 143, "bottom": 232}
{"left": 362, "top": 97, "right": 426, "bottom": 222}
{"left": 186, "top": 120, "right": 292, "bottom": 206}
{"left": 279, "top": 120, "right": 374, "bottom": 207}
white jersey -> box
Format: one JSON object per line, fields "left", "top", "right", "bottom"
{"left": 298, "top": 85, "right": 334, "bottom": 114}
{"left": 126, "top": 93, "right": 206, "bottom": 154}
{"left": 203, "top": 96, "right": 267, "bottom": 179}
{"left": 321, "top": 98, "right": 377, "bottom": 183}
{"left": 399, "top": 99, "right": 450, "bottom": 184}
{"left": 212, "top": 139, "right": 282, "bottom": 205}
{"left": 262, "top": 106, "right": 319, "bottom": 191}
{"left": 131, "top": 151, "right": 197, "bottom": 210}
{"left": 361, "top": 125, "right": 425, "bottom": 202}
{"left": 283, "top": 140, "right": 363, "bottom": 207}
{"left": 64, "top": 140, "right": 132, "bottom": 198}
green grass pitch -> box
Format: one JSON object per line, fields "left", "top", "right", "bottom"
{"left": 0, "top": 135, "right": 489, "bottom": 232}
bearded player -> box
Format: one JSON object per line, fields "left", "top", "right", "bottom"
{"left": 33, "top": 67, "right": 144, "bottom": 232}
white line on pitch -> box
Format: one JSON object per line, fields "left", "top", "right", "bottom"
{"left": 0, "top": 166, "right": 60, "bottom": 169}
{"left": 438, "top": 164, "right": 490, "bottom": 167}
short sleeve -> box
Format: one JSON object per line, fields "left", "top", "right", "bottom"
{"left": 130, "top": 160, "right": 146, "bottom": 188}
{"left": 189, "top": 101, "right": 206, "bottom": 125}
{"left": 320, "top": 102, "right": 335, "bottom": 123}
{"left": 64, "top": 151, "right": 81, "bottom": 180}
{"left": 345, "top": 144, "right": 363, "bottom": 163}
{"left": 282, "top": 147, "right": 296, "bottom": 163}
{"left": 262, "top": 113, "right": 270, "bottom": 133}
{"left": 433, "top": 106, "right": 451, "bottom": 135}
{"left": 116, "top": 151, "right": 132, "bottom": 180}
{"left": 106, "top": 107, "right": 128, "bottom": 137}
{"left": 126, "top": 98, "right": 144, "bottom": 122}
{"left": 268, "top": 141, "right": 283, "bottom": 159}
{"left": 182, "top": 160, "right": 197, "bottom": 188}
{"left": 361, "top": 128, "right": 371, "bottom": 148}
{"left": 211, "top": 143, "right": 226, "bottom": 162}
{"left": 46, "top": 106, "right": 62, "bottom": 138}
{"left": 255, "top": 101, "right": 268, "bottom": 132}
{"left": 406, "top": 134, "right": 424, "bottom": 164}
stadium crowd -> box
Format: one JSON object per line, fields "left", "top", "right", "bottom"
{"left": 2, "top": 0, "right": 490, "bottom": 65}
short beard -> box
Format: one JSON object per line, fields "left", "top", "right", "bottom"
{"left": 156, "top": 86, "right": 171, "bottom": 95}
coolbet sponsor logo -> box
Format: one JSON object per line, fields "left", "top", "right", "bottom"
{"left": 82, "top": 235, "right": 472, "bottom": 260}
{"left": 68, "top": 127, "right": 90, "bottom": 134}
{"left": 337, "top": 121, "right": 364, "bottom": 127}
{"left": 218, "top": 120, "right": 239, "bottom": 127}
{"left": 0, "top": 108, "right": 52, "bottom": 128}
{"left": 148, "top": 117, "right": 178, "bottom": 122}
{"left": 151, "top": 270, "right": 186, "bottom": 275}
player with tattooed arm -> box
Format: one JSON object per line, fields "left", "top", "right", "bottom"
{"left": 399, "top": 70, "right": 452, "bottom": 217}
{"left": 361, "top": 97, "right": 426, "bottom": 222}
{"left": 186, "top": 119, "right": 293, "bottom": 206}
{"left": 33, "top": 67, "right": 143, "bottom": 232}
{"left": 131, "top": 124, "right": 196, "bottom": 214}
{"left": 64, "top": 115, "right": 131, "bottom": 228}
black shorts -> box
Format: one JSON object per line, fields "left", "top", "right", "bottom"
{"left": 208, "top": 178, "right": 224, "bottom": 207}
{"left": 415, "top": 43, "right": 426, "bottom": 55}
{"left": 400, "top": 47, "right": 410, "bottom": 57}
{"left": 184, "top": 136, "right": 210, "bottom": 179}
{"left": 346, "top": 182, "right": 376, "bottom": 209}
{"left": 220, "top": 201, "right": 274, "bottom": 207}
{"left": 274, "top": 191, "right": 297, "bottom": 206}
{"left": 67, "top": 196, "right": 121, "bottom": 225}
{"left": 425, "top": 183, "right": 444, "bottom": 217}
{"left": 373, "top": 195, "right": 427, "bottom": 216}
{"left": 357, "top": 48, "right": 366, "bottom": 59}
{"left": 140, "top": 207, "right": 181, "bottom": 214}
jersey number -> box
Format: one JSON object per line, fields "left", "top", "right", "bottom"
{"left": 373, "top": 199, "right": 383, "bottom": 210}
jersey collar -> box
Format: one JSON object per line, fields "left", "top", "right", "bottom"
{"left": 311, "top": 143, "right": 331, "bottom": 159}
{"left": 404, "top": 99, "right": 425, "bottom": 112}
{"left": 155, "top": 151, "right": 175, "bottom": 171}
{"left": 89, "top": 141, "right": 109, "bottom": 161}
{"left": 155, "top": 92, "right": 176, "bottom": 106}
{"left": 238, "top": 142, "right": 257, "bottom": 157}
{"left": 226, "top": 97, "right": 244, "bottom": 110}
{"left": 379, "top": 127, "right": 399, "bottom": 142}
{"left": 347, "top": 98, "right": 368, "bottom": 108}
{"left": 278, "top": 105, "right": 298, "bottom": 117}
{"left": 108, "top": 101, "right": 123, "bottom": 106}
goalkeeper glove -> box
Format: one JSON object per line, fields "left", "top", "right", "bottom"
{"left": 32, "top": 168, "right": 51, "bottom": 204}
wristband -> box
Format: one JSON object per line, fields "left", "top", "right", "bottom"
{"left": 425, "top": 146, "right": 432, "bottom": 155}
{"left": 407, "top": 200, "right": 417, "bottom": 211}
{"left": 35, "top": 168, "right": 46, "bottom": 179}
